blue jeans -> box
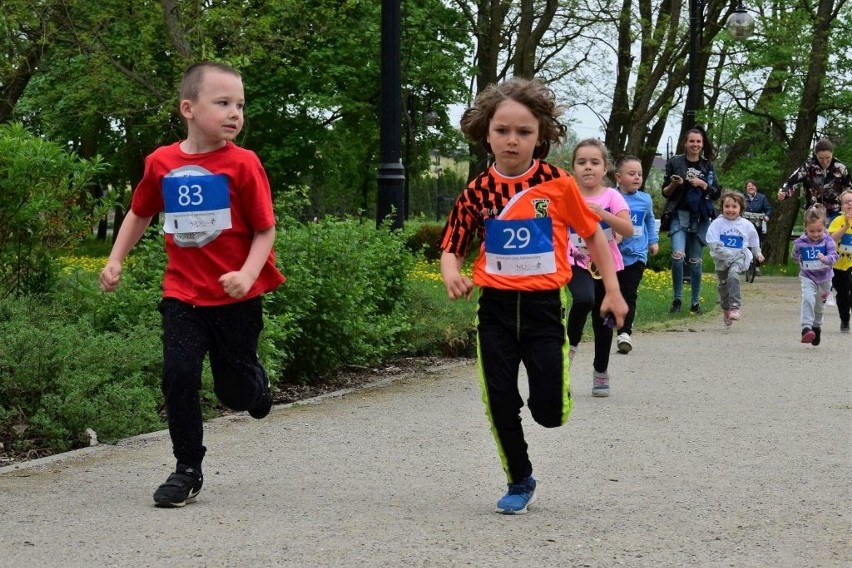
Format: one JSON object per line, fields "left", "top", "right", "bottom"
{"left": 669, "top": 210, "right": 708, "bottom": 306}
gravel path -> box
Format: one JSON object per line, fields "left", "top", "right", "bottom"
{"left": 1, "top": 276, "right": 849, "bottom": 567}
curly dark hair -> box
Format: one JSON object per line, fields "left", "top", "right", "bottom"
{"left": 459, "top": 78, "right": 567, "bottom": 160}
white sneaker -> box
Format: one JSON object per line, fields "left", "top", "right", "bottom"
{"left": 826, "top": 292, "right": 837, "bottom": 307}
{"left": 616, "top": 332, "right": 632, "bottom": 354}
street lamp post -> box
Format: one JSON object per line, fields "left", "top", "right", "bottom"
{"left": 376, "top": 0, "right": 405, "bottom": 230}
{"left": 682, "top": 1, "right": 754, "bottom": 135}
{"left": 683, "top": 0, "right": 703, "bottom": 135}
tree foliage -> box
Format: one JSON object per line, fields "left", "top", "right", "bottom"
{"left": 0, "top": 123, "right": 104, "bottom": 297}
{"left": 1, "top": 0, "right": 471, "bottom": 220}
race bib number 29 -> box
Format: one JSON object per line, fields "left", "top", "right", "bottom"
{"left": 162, "top": 173, "right": 232, "bottom": 234}
{"left": 483, "top": 217, "right": 556, "bottom": 276}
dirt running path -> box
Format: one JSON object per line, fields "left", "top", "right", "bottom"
{"left": 1, "top": 276, "right": 849, "bottom": 567}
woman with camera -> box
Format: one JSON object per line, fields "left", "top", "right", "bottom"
{"left": 660, "top": 126, "right": 722, "bottom": 314}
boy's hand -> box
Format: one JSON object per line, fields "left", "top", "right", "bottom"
{"left": 99, "top": 261, "right": 123, "bottom": 292}
{"left": 600, "top": 291, "right": 628, "bottom": 329}
{"left": 757, "top": 254, "right": 765, "bottom": 263}
{"left": 442, "top": 273, "right": 474, "bottom": 301}
{"left": 649, "top": 243, "right": 659, "bottom": 256}
{"left": 219, "top": 270, "right": 254, "bottom": 299}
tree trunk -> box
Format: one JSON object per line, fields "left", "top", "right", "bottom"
{"left": 765, "top": 0, "right": 836, "bottom": 265}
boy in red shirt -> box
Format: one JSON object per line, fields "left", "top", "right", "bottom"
{"left": 100, "top": 62, "right": 284, "bottom": 507}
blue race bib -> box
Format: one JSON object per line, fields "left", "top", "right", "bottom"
{"left": 722, "top": 234, "right": 744, "bottom": 249}
{"left": 484, "top": 217, "right": 556, "bottom": 276}
{"left": 162, "top": 173, "right": 232, "bottom": 234}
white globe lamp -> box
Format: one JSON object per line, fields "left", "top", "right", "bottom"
{"left": 726, "top": 3, "right": 755, "bottom": 41}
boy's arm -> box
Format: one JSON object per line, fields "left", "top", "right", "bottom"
{"left": 440, "top": 250, "right": 474, "bottom": 301}
{"left": 219, "top": 226, "right": 276, "bottom": 299}
{"left": 584, "top": 227, "right": 628, "bottom": 328}
{"left": 99, "top": 210, "right": 154, "bottom": 292}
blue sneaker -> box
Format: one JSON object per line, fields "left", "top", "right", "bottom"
{"left": 496, "top": 475, "right": 537, "bottom": 514}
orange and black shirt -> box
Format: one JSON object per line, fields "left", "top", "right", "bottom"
{"left": 439, "top": 160, "right": 599, "bottom": 291}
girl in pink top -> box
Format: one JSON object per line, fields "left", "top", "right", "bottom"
{"left": 567, "top": 139, "right": 633, "bottom": 397}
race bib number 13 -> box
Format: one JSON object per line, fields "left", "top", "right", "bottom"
{"left": 800, "top": 244, "right": 827, "bottom": 270}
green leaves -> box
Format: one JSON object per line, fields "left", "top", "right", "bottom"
{"left": 0, "top": 123, "right": 104, "bottom": 297}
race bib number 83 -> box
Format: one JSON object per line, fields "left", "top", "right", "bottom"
{"left": 162, "top": 173, "right": 232, "bottom": 234}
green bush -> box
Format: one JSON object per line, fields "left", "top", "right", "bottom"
{"left": 0, "top": 296, "right": 162, "bottom": 452}
{"left": 0, "top": 123, "right": 105, "bottom": 297}
{"left": 269, "top": 216, "right": 416, "bottom": 380}
{"left": 406, "top": 222, "right": 445, "bottom": 260}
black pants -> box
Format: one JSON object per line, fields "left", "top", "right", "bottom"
{"left": 476, "top": 287, "right": 572, "bottom": 483}
{"left": 567, "top": 267, "right": 613, "bottom": 373}
{"left": 833, "top": 267, "right": 852, "bottom": 325}
{"left": 158, "top": 297, "right": 268, "bottom": 470}
{"left": 616, "top": 261, "right": 645, "bottom": 336}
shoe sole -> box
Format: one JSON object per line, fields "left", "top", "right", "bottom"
{"left": 154, "top": 489, "right": 200, "bottom": 508}
{"left": 496, "top": 491, "right": 537, "bottom": 515}
{"left": 592, "top": 389, "right": 610, "bottom": 397}
{"left": 801, "top": 331, "right": 816, "bottom": 343}
{"left": 617, "top": 342, "right": 632, "bottom": 354}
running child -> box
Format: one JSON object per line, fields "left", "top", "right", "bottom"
{"left": 100, "top": 62, "right": 285, "bottom": 507}
{"left": 791, "top": 204, "right": 838, "bottom": 344}
{"left": 439, "top": 78, "right": 627, "bottom": 514}
{"left": 566, "top": 139, "right": 633, "bottom": 397}
{"left": 828, "top": 189, "right": 852, "bottom": 332}
{"left": 614, "top": 155, "right": 659, "bottom": 353}
{"left": 705, "top": 191, "right": 763, "bottom": 326}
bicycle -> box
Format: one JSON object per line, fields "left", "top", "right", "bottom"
{"left": 742, "top": 212, "right": 765, "bottom": 283}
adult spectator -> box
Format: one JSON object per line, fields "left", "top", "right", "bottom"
{"left": 661, "top": 126, "right": 722, "bottom": 314}
{"left": 778, "top": 138, "right": 852, "bottom": 225}
{"left": 742, "top": 179, "right": 772, "bottom": 243}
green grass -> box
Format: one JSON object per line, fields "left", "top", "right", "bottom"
{"left": 406, "top": 260, "right": 723, "bottom": 350}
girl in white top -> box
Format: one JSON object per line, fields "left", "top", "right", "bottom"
{"left": 706, "top": 191, "right": 763, "bottom": 326}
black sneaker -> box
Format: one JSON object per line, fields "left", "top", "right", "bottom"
{"left": 248, "top": 376, "right": 273, "bottom": 419}
{"left": 841, "top": 321, "right": 850, "bottom": 333}
{"left": 801, "top": 327, "right": 815, "bottom": 344}
{"left": 690, "top": 303, "right": 702, "bottom": 314}
{"left": 670, "top": 299, "right": 682, "bottom": 313}
{"left": 153, "top": 465, "right": 203, "bottom": 508}
{"left": 812, "top": 327, "right": 822, "bottom": 346}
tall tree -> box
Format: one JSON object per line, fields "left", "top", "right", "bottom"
{"left": 452, "top": 0, "right": 585, "bottom": 179}
{"left": 4, "top": 0, "right": 470, "bottom": 221}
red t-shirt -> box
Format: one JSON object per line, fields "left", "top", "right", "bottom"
{"left": 439, "top": 161, "right": 599, "bottom": 291}
{"left": 131, "top": 141, "right": 285, "bottom": 306}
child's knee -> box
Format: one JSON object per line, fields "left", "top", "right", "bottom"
{"left": 530, "top": 403, "right": 567, "bottom": 428}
